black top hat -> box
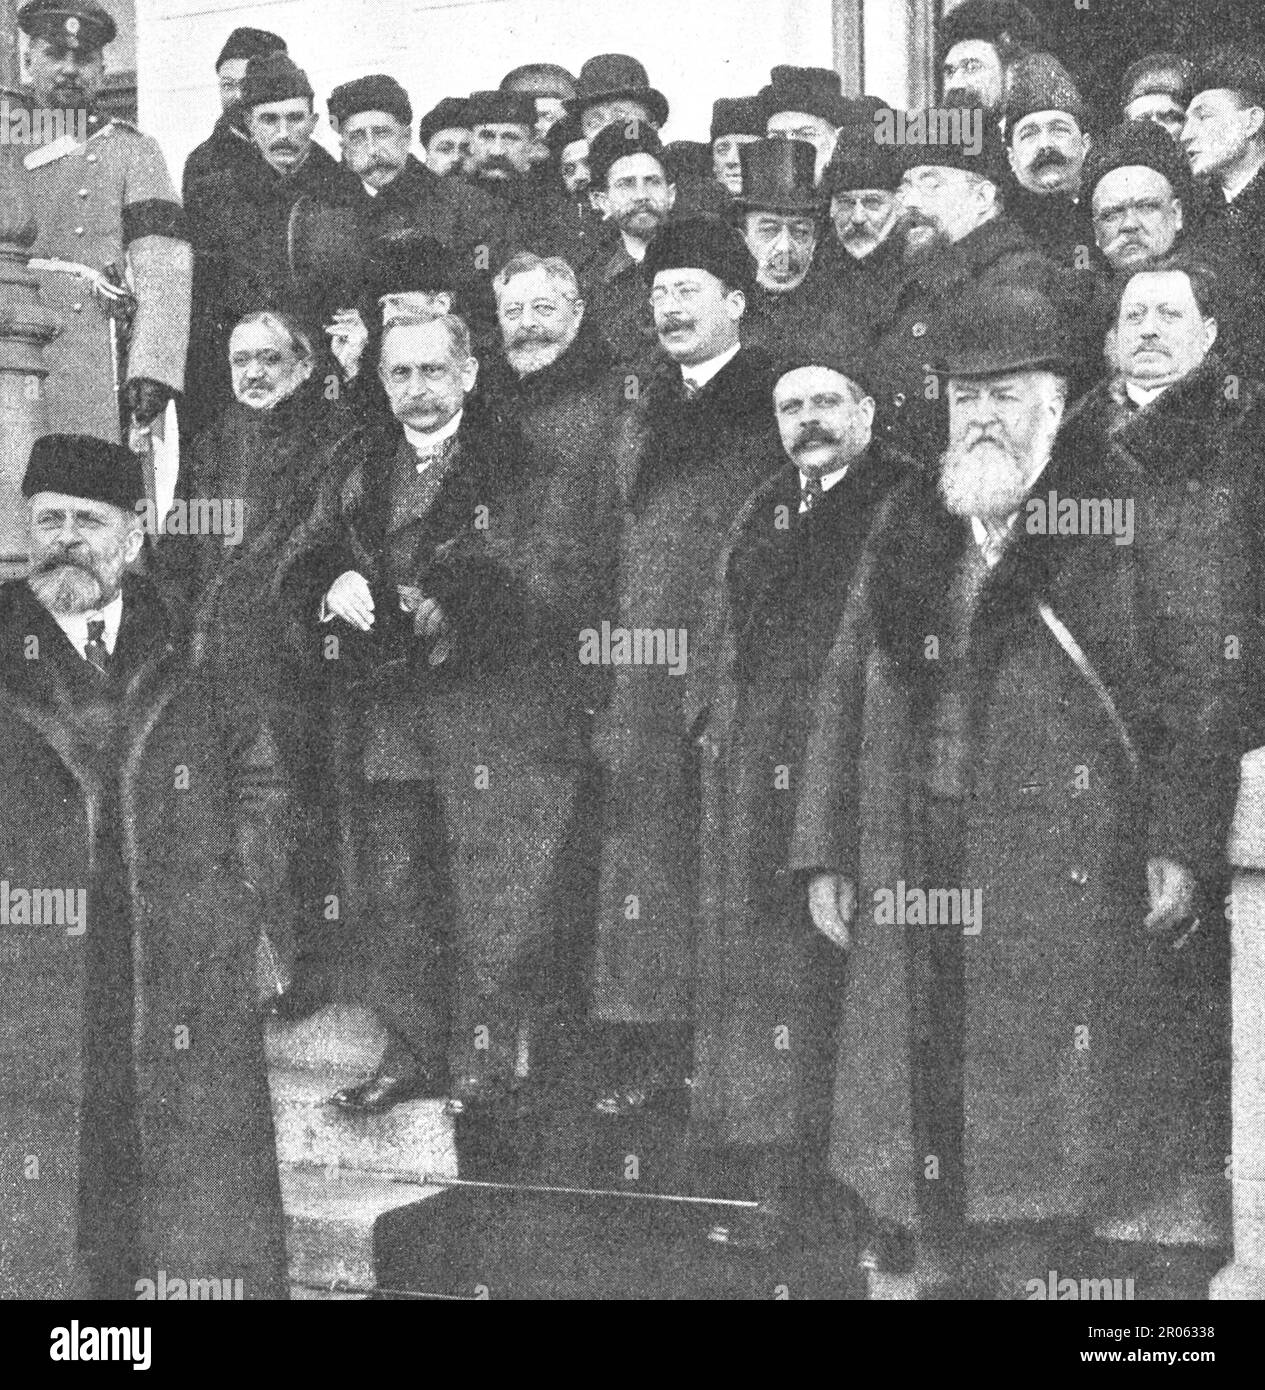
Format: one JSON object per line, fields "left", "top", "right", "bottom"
{"left": 328, "top": 74, "right": 412, "bottom": 129}
{"left": 569, "top": 54, "right": 670, "bottom": 128}
{"left": 216, "top": 27, "right": 286, "bottom": 71}
{"left": 587, "top": 120, "right": 670, "bottom": 189}
{"left": 736, "top": 140, "right": 823, "bottom": 213}
{"left": 17, "top": 0, "right": 115, "bottom": 50}
{"left": 936, "top": 284, "right": 1072, "bottom": 378}
{"left": 466, "top": 89, "right": 536, "bottom": 128}
{"left": 367, "top": 231, "right": 458, "bottom": 300}
{"left": 23, "top": 433, "right": 143, "bottom": 512}
{"left": 641, "top": 214, "right": 757, "bottom": 297}
{"left": 241, "top": 53, "right": 313, "bottom": 109}
{"left": 711, "top": 97, "right": 767, "bottom": 142}
{"left": 762, "top": 65, "right": 849, "bottom": 126}
{"left": 1083, "top": 119, "right": 1192, "bottom": 205}
{"left": 418, "top": 96, "right": 471, "bottom": 144}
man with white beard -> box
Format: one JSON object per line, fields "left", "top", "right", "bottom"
{"left": 792, "top": 284, "right": 1254, "bottom": 1296}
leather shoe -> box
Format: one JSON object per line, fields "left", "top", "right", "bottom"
{"left": 328, "top": 1066, "right": 439, "bottom": 1115}
{"left": 444, "top": 1075, "right": 521, "bottom": 1119}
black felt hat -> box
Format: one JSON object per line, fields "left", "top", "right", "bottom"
{"left": 936, "top": 284, "right": 1072, "bottom": 377}
{"left": 23, "top": 433, "right": 143, "bottom": 511}
{"left": 568, "top": 54, "right": 669, "bottom": 128}
{"left": 736, "top": 139, "right": 823, "bottom": 212}
{"left": 216, "top": 27, "right": 286, "bottom": 71}
{"left": 642, "top": 214, "right": 757, "bottom": 297}
{"left": 328, "top": 74, "right": 412, "bottom": 129}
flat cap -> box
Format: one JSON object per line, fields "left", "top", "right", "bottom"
{"left": 936, "top": 283, "right": 1072, "bottom": 377}
{"left": 587, "top": 119, "right": 670, "bottom": 189}
{"left": 1121, "top": 52, "right": 1195, "bottom": 108}
{"left": 642, "top": 214, "right": 756, "bottom": 297}
{"left": 216, "top": 27, "right": 286, "bottom": 71}
{"left": 241, "top": 53, "right": 313, "bottom": 109}
{"left": 328, "top": 74, "right": 412, "bottom": 128}
{"left": 1192, "top": 45, "right": 1265, "bottom": 109}
{"left": 466, "top": 89, "right": 536, "bottom": 128}
{"left": 936, "top": 0, "right": 1046, "bottom": 64}
{"left": 711, "top": 97, "right": 768, "bottom": 142}
{"left": 23, "top": 433, "right": 143, "bottom": 513}
{"left": 18, "top": 0, "right": 115, "bottom": 50}
{"left": 1005, "top": 52, "right": 1088, "bottom": 134}
{"left": 418, "top": 96, "right": 471, "bottom": 145}
{"left": 1083, "top": 118, "right": 1192, "bottom": 204}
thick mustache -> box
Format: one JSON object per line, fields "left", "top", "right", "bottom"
{"left": 509, "top": 328, "right": 552, "bottom": 346}
{"left": 794, "top": 429, "right": 838, "bottom": 449}
{"left": 37, "top": 552, "right": 95, "bottom": 574}
{"left": 1032, "top": 149, "right": 1070, "bottom": 171}
{"left": 660, "top": 316, "right": 693, "bottom": 331}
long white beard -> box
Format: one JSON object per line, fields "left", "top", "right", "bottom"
{"left": 939, "top": 417, "right": 1058, "bottom": 521}
{"left": 29, "top": 563, "right": 110, "bottom": 615}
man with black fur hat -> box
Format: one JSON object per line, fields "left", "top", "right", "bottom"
{"left": 1122, "top": 52, "right": 1195, "bottom": 141}
{"left": 581, "top": 121, "right": 676, "bottom": 373}
{"left": 793, "top": 282, "right": 1253, "bottom": 1296}
{"left": 691, "top": 344, "right": 912, "bottom": 1254}
{"left": 762, "top": 64, "right": 850, "bottom": 184}
{"left": 17, "top": 0, "right": 191, "bottom": 443}
{"left": 417, "top": 96, "right": 473, "bottom": 179}
{"left": 734, "top": 138, "right": 863, "bottom": 363}
{"left": 936, "top": 0, "right": 1045, "bottom": 114}
{"left": 183, "top": 52, "right": 344, "bottom": 439}
{"left": 1002, "top": 53, "right": 1095, "bottom": 270}
{"left": 0, "top": 433, "right": 289, "bottom": 1298}
{"left": 590, "top": 216, "right": 778, "bottom": 1120}
{"left": 181, "top": 26, "right": 288, "bottom": 206}
{"left": 1087, "top": 120, "right": 1191, "bottom": 275}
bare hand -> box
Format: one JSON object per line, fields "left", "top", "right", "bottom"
{"left": 808, "top": 873, "right": 855, "bottom": 950}
{"left": 326, "top": 309, "right": 368, "bottom": 380}
{"left": 1144, "top": 856, "right": 1197, "bottom": 937}
{"left": 325, "top": 570, "right": 375, "bottom": 631}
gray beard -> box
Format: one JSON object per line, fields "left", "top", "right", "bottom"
{"left": 28, "top": 563, "right": 111, "bottom": 616}
{"left": 507, "top": 340, "right": 566, "bottom": 376}
{"left": 938, "top": 438, "right": 1034, "bottom": 520}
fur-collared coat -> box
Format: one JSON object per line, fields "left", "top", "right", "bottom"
{"left": 790, "top": 414, "right": 1257, "bottom": 1227}
{"left": 591, "top": 346, "right": 780, "bottom": 1024}
{"left": 0, "top": 573, "right": 288, "bottom": 1299}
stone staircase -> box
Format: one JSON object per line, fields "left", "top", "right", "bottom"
{"left": 265, "top": 1004, "right": 457, "bottom": 1299}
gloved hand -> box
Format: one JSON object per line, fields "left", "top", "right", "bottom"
{"left": 124, "top": 376, "right": 175, "bottom": 426}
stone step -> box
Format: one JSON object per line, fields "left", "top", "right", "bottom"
{"left": 266, "top": 1003, "right": 389, "bottom": 1075}
{"left": 281, "top": 1165, "right": 443, "bottom": 1298}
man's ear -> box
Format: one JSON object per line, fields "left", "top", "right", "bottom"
{"left": 1204, "top": 316, "right": 1219, "bottom": 352}
{"left": 591, "top": 189, "right": 612, "bottom": 220}
{"left": 726, "top": 288, "right": 746, "bottom": 321}
{"left": 1245, "top": 104, "right": 1265, "bottom": 143}
{"left": 461, "top": 355, "right": 479, "bottom": 393}
{"left": 1174, "top": 198, "right": 1183, "bottom": 233}
{"left": 666, "top": 182, "right": 677, "bottom": 212}
{"left": 572, "top": 298, "right": 586, "bottom": 327}
{"left": 123, "top": 524, "right": 146, "bottom": 567}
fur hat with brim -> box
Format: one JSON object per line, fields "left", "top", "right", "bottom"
{"left": 216, "top": 26, "right": 285, "bottom": 71}
{"left": 762, "top": 64, "right": 850, "bottom": 128}
{"left": 936, "top": 284, "right": 1072, "bottom": 377}
{"left": 711, "top": 97, "right": 767, "bottom": 142}
{"left": 241, "top": 53, "right": 313, "bottom": 109}
{"left": 24, "top": 433, "right": 143, "bottom": 512}
{"left": 641, "top": 214, "right": 757, "bottom": 297}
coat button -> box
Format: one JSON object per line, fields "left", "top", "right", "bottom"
{"left": 1069, "top": 867, "right": 1089, "bottom": 885}
{"left": 74, "top": 226, "right": 84, "bottom": 236}
{"left": 912, "top": 322, "right": 928, "bottom": 337}
{"left": 86, "top": 153, "right": 97, "bottom": 163}
{"left": 78, "top": 188, "right": 88, "bottom": 198}
{"left": 893, "top": 392, "right": 907, "bottom": 408}
{"left": 72, "top": 302, "right": 82, "bottom": 312}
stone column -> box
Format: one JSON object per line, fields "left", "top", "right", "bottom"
{"left": 1211, "top": 749, "right": 1265, "bottom": 1299}
{"left": 0, "top": 0, "right": 57, "bottom": 577}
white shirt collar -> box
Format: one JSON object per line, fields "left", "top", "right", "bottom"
{"left": 403, "top": 409, "right": 463, "bottom": 466}
{"left": 52, "top": 590, "right": 124, "bottom": 661}
{"left": 1125, "top": 379, "right": 1169, "bottom": 408}
{"left": 682, "top": 341, "right": 741, "bottom": 393}
{"left": 362, "top": 180, "right": 380, "bottom": 197}
{"left": 798, "top": 463, "right": 849, "bottom": 513}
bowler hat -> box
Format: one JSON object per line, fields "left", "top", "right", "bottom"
{"left": 1121, "top": 52, "right": 1195, "bottom": 109}
{"left": 936, "top": 284, "right": 1072, "bottom": 377}
{"left": 328, "top": 74, "right": 412, "bottom": 129}
{"left": 466, "top": 89, "right": 536, "bottom": 129}
{"left": 17, "top": 0, "right": 115, "bottom": 50}
{"left": 762, "top": 65, "right": 850, "bottom": 127}
{"left": 241, "top": 53, "right": 313, "bottom": 109}
{"left": 736, "top": 139, "right": 823, "bottom": 213}
{"left": 216, "top": 26, "right": 285, "bottom": 71}
{"left": 1083, "top": 118, "right": 1192, "bottom": 206}
{"left": 936, "top": 0, "right": 1046, "bottom": 66}
{"left": 569, "top": 54, "right": 670, "bottom": 128}
{"left": 418, "top": 96, "right": 471, "bottom": 145}
{"left": 1005, "top": 53, "right": 1088, "bottom": 136}
{"left": 23, "top": 433, "right": 143, "bottom": 513}
{"left": 642, "top": 214, "right": 756, "bottom": 297}
{"left": 500, "top": 64, "right": 576, "bottom": 100}
{"left": 587, "top": 119, "right": 670, "bottom": 189}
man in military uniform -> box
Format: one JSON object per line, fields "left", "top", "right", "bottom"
{"left": 18, "top": 0, "right": 192, "bottom": 443}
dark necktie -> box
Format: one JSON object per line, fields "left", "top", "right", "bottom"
{"left": 414, "top": 434, "right": 456, "bottom": 470}
{"left": 85, "top": 618, "right": 109, "bottom": 675}
{"left": 801, "top": 473, "right": 825, "bottom": 512}
{"left": 682, "top": 377, "right": 700, "bottom": 402}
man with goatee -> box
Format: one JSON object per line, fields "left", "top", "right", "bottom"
{"left": 792, "top": 285, "right": 1255, "bottom": 1297}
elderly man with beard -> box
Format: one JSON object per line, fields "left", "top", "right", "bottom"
{"left": 1002, "top": 55, "right": 1094, "bottom": 270}
{"left": 582, "top": 121, "right": 676, "bottom": 374}
{"left": 869, "top": 112, "right": 1059, "bottom": 464}
{"left": 183, "top": 52, "right": 344, "bottom": 440}
{"left": 735, "top": 139, "right": 863, "bottom": 364}
{"left": 791, "top": 283, "right": 1254, "bottom": 1297}
{"left": 589, "top": 217, "right": 778, "bottom": 1121}
{"left": 0, "top": 435, "right": 289, "bottom": 1299}
{"left": 689, "top": 348, "right": 913, "bottom": 1254}
{"left": 16, "top": 0, "right": 191, "bottom": 444}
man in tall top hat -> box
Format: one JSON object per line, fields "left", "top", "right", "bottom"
{"left": 793, "top": 282, "right": 1252, "bottom": 1294}
{"left": 568, "top": 53, "right": 670, "bottom": 140}
{"left": 590, "top": 216, "right": 778, "bottom": 1119}
{"left": 762, "top": 65, "right": 851, "bottom": 183}
{"left": 181, "top": 26, "right": 288, "bottom": 206}
{"left": 17, "top": 0, "right": 191, "bottom": 443}
{"left": 0, "top": 434, "right": 288, "bottom": 1298}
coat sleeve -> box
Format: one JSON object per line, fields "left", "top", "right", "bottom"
{"left": 123, "top": 133, "right": 192, "bottom": 393}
